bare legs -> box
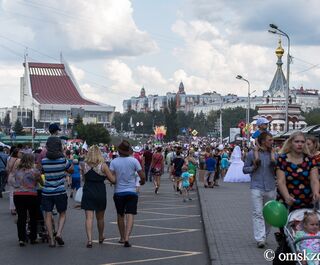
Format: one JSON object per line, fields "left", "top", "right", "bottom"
{"left": 45, "top": 211, "right": 66, "bottom": 246}
{"left": 117, "top": 214, "right": 134, "bottom": 245}
{"left": 85, "top": 210, "right": 105, "bottom": 244}
{"left": 85, "top": 210, "right": 94, "bottom": 243}
{"left": 96, "top": 211, "right": 105, "bottom": 241}
{"left": 154, "top": 175, "right": 161, "bottom": 193}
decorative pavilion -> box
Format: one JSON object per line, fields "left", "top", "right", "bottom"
{"left": 253, "top": 40, "right": 306, "bottom": 134}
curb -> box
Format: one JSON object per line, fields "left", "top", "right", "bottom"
{"left": 196, "top": 183, "right": 222, "bottom": 265}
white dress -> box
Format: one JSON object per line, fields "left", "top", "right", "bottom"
{"left": 224, "top": 146, "right": 250, "bottom": 183}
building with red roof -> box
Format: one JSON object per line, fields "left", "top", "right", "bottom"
{"left": 19, "top": 58, "right": 115, "bottom": 128}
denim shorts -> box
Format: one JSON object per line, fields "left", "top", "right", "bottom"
{"left": 41, "top": 194, "right": 68, "bottom": 213}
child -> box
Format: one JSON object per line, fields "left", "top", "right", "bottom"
{"left": 46, "top": 123, "right": 64, "bottom": 160}
{"left": 252, "top": 117, "right": 269, "bottom": 167}
{"left": 70, "top": 159, "right": 81, "bottom": 198}
{"left": 220, "top": 151, "right": 229, "bottom": 178}
{"left": 180, "top": 166, "right": 192, "bottom": 202}
{"left": 171, "top": 147, "right": 185, "bottom": 194}
{"left": 295, "top": 211, "right": 320, "bottom": 265}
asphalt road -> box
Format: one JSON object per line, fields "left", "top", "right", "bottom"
{"left": 0, "top": 175, "right": 209, "bottom": 265}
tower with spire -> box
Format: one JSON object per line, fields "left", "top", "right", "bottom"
{"left": 178, "top": 81, "right": 185, "bottom": 94}
{"left": 139, "top": 87, "right": 146, "bottom": 98}
{"left": 254, "top": 39, "right": 306, "bottom": 133}
{"left": 263, "top": 39, "right": 287, "bottom": 98}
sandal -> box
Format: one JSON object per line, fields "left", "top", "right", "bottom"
{"left": 49, "top": 240, "right": 56, "bottom": 248}
{"left": 55, "top": 236, "right": 65, "bottom": 246}
{"left": 99, "top": 237, "right": 105, "bottom": 244}
{"left": 124, "top": 241, "right": 131, "bottom": 247}
{"left": 86, "top": 241, "right": 93, "bottom": 248}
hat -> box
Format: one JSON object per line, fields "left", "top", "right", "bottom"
{"left": 132, "top": 146, "right": 142, "bottom": 153}
{"left": 256, "top": 117, "right": 270, "bottom": 126}
{"left": 49, "top": 123, "right": 61, "bottom": 133}
{"left": 118, "top": 140, "right": 133, "bottom": 156}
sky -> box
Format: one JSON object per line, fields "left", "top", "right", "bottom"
{"left": 1, "top": 0, "right": 320, "bottom": 112}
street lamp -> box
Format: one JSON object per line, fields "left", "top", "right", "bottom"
{"left": 24, "top": 92, "right": 37, "bottom": 149}
{"left": 268, "top": 23, "right": 291, "bottom": 132}
{"left": 31, "top": 93, "right": 39, "bottom": 149}
{"left": 236, "top": 75, "right": 251, "bottom": 126}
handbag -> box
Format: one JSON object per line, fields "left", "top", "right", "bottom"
{"left": 74, "top": 187, "right": 83, "bottom": 203}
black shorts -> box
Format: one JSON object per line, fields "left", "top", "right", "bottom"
{"left": 113, "top": 194, "right": 138, "bottom": 216}
{"left": 41, "top": 194, "right": 68, "bottom": 213}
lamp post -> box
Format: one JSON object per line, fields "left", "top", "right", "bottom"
{"left": 236, "top": 75, "right": 251, "bottom": 126}
{"left": 31, "top": 93, "right": 39, "bottom": 150}
{"left": 31, "top": 102, "right": 35, "bottom": 149}
{"left": 219, "top": 101, "right": 223, "bottom": 143}
{"left": 269, "top": 24, "right": 291, "bottom": 132}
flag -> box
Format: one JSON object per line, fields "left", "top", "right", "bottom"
{"left": 82, "top": 141, "right": 88, "bottom": 151}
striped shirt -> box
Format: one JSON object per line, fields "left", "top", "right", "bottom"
{"left": 41, "top": 157, "right": 71, "bottom": 196}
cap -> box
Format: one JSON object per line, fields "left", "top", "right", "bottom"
{"left": 256, "top": 117, "right": 270, "bottom": 126}
{"left": 48, "top": 123, "right": 61, "bottom": 133}
{"left": 132, "top": 146, "right": 142, "bottom": 152}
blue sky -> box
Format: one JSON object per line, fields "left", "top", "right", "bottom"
{"left": 0, "top": 0, "right": 320, "bottom": 112}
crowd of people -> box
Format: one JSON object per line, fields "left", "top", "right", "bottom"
{"left": 0, "top": 119, "right": 319, "bottom": 260}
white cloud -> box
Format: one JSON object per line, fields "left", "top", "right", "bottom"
{"left": 0, "top": 64, "right": 23, "bottom": 107}
{"left": 104, "top": 59, "right": 139, "bottom": 93}
{"left": 0, "top": 0, "right": 158, "bottom": 60}
{"left": 135, "top": 66, "right": 167, "bottom": 93}
{"left": 69, "top": 65, "right": 85, "bottom": 81}
{"left": 171, "top": 19, "right": 276, "bottom": 96}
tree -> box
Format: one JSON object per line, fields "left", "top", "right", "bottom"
{"left": 221, "top": 107, "right": 257, "bottom": 137}
{"left": 3, "top": 113, "right": 10, "bottom": 129}
{"left": 304, "top": 108, "right": 320, "bottom": 125}
{"left": 206, "top": 110, "right": 219, "bottom": 136}
{"left": 72, "top": 114, "right": 83, "bottom": 137}
{"left": 76, "top": 124, "right": 110, "bottom": 145}
{"left": 164, "top": 99, "right": 178, "bottom": 141}
{"left": 13, "top": 119, "right": 25, "bottom": 135}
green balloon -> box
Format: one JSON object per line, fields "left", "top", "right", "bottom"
{"left": 263, "top": 200, "right": 288, "bottom": 228}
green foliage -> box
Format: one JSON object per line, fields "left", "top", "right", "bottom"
{"left": 221, "top": 107, "right": 258, "bottom": 136}
{"left": 13, "top": 119, "right": 25, "bottom": 135}
{"left": 113, "top": 106, "right": 256, "bottom": 138}
{"left": 76, "top": 124, "right": 110, "bottom": 145}
{"left": 74, "top": 114, "right": 83, "bottom": 127}
{"left": 164, "top": 99, "right": 179, "bottom": 141}
{"left": 72, "top": 114, "right": 83, "bottom": 137}
{"left": 304, "top": 108, "right": 320, "bottom": 125}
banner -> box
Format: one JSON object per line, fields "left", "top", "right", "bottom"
{"left": 229, "top": 128, "right": 240, "bottom": 142}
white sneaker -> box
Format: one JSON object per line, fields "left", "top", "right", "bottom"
{"left": 257, "top": 241, "right": 265, "bottom": 248}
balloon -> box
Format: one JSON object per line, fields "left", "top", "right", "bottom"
{"left": 263, "top": 200, "right": 288, "bottom": 228}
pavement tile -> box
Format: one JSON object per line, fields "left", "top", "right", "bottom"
{"left": 197, "top": 181, "right": 277, "bottom": 265}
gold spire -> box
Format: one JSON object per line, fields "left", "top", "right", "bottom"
{"left": 275, "top": 38, "right": 284, "bottom": 58}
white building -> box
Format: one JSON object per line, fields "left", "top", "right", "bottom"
{"left": 18, "top": 57, "right": 115, "bottom": 128}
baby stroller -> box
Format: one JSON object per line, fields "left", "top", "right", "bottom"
{"left": 26, "top": 190, "right": 55, "bottom": 243}
{"left": 274, "top": 208, "right": 320, "bottom": 265}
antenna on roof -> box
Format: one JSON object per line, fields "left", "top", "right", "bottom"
{"left": 60, "top": 51, "right": 63, "bottom": 63}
